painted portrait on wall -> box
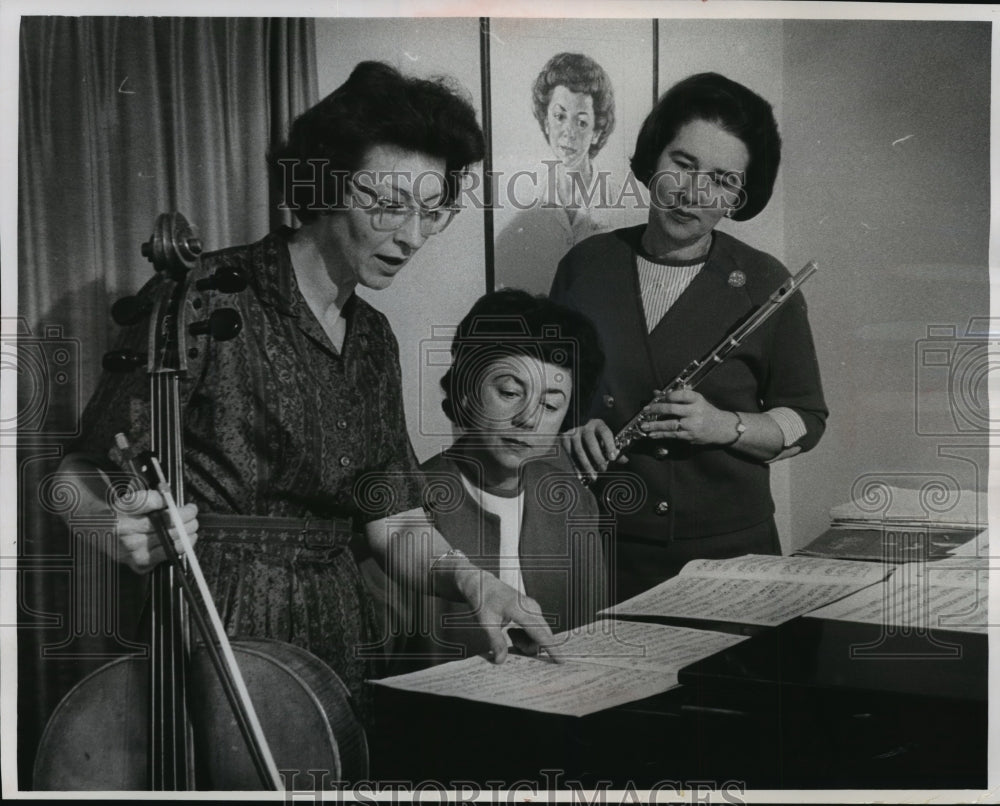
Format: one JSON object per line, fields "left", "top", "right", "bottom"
{"left": 490, "top": 19, "right": 652, "bottom": 294}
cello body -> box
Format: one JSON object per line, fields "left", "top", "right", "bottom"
{"left": 32, "top": 639, "right": 367, "bottom": 790}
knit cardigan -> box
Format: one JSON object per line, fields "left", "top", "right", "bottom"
{"left": 550, "top": 225, "right": 828, "bottom": 542}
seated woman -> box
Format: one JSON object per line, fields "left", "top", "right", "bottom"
{"left": 368, "top": 289, "right": 607, "bottom": 667}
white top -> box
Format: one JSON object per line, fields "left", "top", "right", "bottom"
{"left": 636, "top": 255, "right": 705, "bottom": 332}
{"left": 459, "top": 472, "right": 526, "bottom": 595}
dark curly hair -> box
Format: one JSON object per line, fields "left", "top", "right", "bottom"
{"left": 441, "top": 289, "right": 604, "bottom": 433}
{"left": 630, "top": 72, "right": 781, "bottom": 221}
{"left": 531, "top": 53, "right": 615, "bottom": 159}
{"left": 268, "top": 61, "right": 485, "bottom": 223}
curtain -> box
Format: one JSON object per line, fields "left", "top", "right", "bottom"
{"left": 16, "top": 17, "right": 317, "bottom": 788}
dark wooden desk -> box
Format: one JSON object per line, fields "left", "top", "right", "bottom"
{"left": 371, "top": 617, "right": 986, "bottom": 790}
{"left": 676, "top": 617, "right": 986, "bottom": 788}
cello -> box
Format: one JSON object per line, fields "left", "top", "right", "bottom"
{"left": 32, "top": 213, "right": 367, "bottom": 791}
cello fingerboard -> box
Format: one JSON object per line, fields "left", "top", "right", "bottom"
{"left": 148, "top": 370, "right": 192, "bottom": 790}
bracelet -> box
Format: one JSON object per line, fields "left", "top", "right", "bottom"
{"left": 429, "top": 547, "right": 467, "bottom": 572}
{"left": 724, "top": 412, "right": 747, "bottom": 446}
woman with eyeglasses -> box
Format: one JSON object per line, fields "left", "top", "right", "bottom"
{"left": 61, "top": 61, "right": 561, "bottom": 732}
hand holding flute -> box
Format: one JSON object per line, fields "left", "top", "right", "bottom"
{"left": 565, "top": 261, "right": 818, "bottom": 483}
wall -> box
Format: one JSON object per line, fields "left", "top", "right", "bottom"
{"left": 782, "top": 20, "right": 991, "bottom": 543}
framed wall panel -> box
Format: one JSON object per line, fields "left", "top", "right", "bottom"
{"left": 489, "top": 18, "right": 653, "bottom": 295}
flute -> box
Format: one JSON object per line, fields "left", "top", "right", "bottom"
{"left": 610, "top": 259, "right": 818, "bottom": 454}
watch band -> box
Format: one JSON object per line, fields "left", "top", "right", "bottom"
{"left": 725, "top": 411, "right": 747, "bottom": 446}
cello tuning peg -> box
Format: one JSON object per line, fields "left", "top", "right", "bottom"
{"left": 110, "top": 295, "right": 154, "bottom": 326}
{"left": 188, "top": 308, "right": 242, "bottom": 342}
{"left": 182, "top": 236, "right": 203, "bottom": 259}
{"left": 102, "top": 349, "right": 147, "bottom": 372}
{"left": 196, "top": 265, "right": 247, "bottom": 294}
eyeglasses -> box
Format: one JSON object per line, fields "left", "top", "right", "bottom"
{"left": 351, "top": 177, "right": 458, "bottom": 236}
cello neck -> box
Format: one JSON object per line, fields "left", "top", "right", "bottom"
{"left": 148, "top": 284, "right": 194, "bottom": 789}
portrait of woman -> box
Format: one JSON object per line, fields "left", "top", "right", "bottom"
{"left": 531, "top": 53, "right": 621, "bottom": 243}
{"left": 494, "top": 51, "right": 636, "bottom": 294}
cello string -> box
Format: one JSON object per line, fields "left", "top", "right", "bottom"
{"left": 157, "top": 373, "right": 171, "bottom": 789}
{"left": 153, "top": 371, "right": 182, "bottom": 789}
{"left": 149, "top": 373, "right": 163, "bottom": 788}
{"left": 169, "top": 375, "right": 187, "bottom": 789}
{"left": 172, "top": 375, "right": 190, "bottom": 788}
{"left": 165, "top": 375, "right": 181, "bottom": 789}
{"left": 169, "top": 368, "right": 196, "bottom": 780}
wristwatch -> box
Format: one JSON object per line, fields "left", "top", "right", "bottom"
{"left": 727, "top": 412, "right": 747, "bottom": 445}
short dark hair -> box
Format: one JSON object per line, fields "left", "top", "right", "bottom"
{"left": 268, "top": 61, "right": 485, "bottom": 222}
{"left": 441, "top": 289, "right": 604, "bottom": 432}
{"left": 532, "top": 53, "right": 616, "bottom": 159}
{"left": 630, "top": 72, "right": 781, "bottom": 221}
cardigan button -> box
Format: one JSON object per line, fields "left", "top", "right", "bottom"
{"left": 655, "top": 447, "right": 670, "bottom": 458}
{"left": 654, "top": 500, "right": 670, "bottom": 515}
{"left": 339, "top": 456, "right": 352, "bottom": 467}
{"left": 603, "top": 394, "right": 615, "bottom": 409}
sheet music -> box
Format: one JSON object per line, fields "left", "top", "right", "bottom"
{"left": 806, "top": 569, "right": 988, "bottom": 634}
{"left": 679, "top": 554, "right": 888, "bottom": 584}
{"left": 373, "top": 655, "right": 676, "bottom": 717}
{"left": 917, "top": 564, "right": 988, "bottom": 587}
{"left": 372, "top": 621, "right": 746, "bottom": 716}
{"left": 601, "top": 554, "right": 890, "bottom": 626}
{"left": 553, "top": 620, "right": 746, "bottom": 671}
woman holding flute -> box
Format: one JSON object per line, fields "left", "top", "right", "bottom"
{"left": 551, "top": 72, "right": 828, "bottom": 603}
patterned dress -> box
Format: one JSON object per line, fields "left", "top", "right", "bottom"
{"left": 72, "top": 227, "right": 425, "bottom": 720}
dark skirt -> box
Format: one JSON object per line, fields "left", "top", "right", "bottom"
{"left": 195, "top": 514, "right": 378, "bottom": 725}
{"left": 610, "top": 517, "right": 781, "bottom": 604}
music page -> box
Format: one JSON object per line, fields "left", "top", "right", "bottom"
{"left": 601, "top": 554, "right": 890, "bottom": 626}
{"left": 372, "top": 621, "right": 745, "bottom": 716}
{"left": 552, "top": 620, "right": 746, "bottom": 671}
{"left": 806, "top": 563, "right": 988, "bottom": 634}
